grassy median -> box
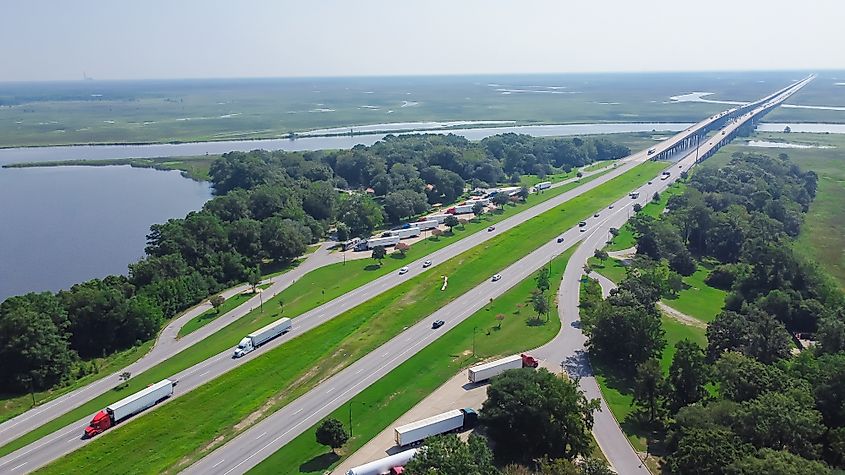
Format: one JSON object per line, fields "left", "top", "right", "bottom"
{"left": 34, "top": 162, "right": 664, "bottom": 474}
{"left": 248, "top": 246, "right": 576, "bottom": 474}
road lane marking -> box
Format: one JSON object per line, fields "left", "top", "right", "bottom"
{"left": 212, "top": 459, "right": 225, "bottom": 468}
{"left": 11, "top": 462, "right": 27, "bottom": 471}
{"left": 255, "top": 432, "right": 266, "bottom": 440}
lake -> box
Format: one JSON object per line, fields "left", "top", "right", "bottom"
{"left": 0, "top": 166, "right": 211, "bottom": 301}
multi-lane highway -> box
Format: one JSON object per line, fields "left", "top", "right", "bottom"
{"left": 183, "top": 77, "right": 812, "bottom": 475}
{"left": 0, "top": 76, "right": 812, "bottom": 474}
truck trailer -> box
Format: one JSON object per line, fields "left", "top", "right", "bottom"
{"left": 365, "top": 235, "right": 401, "bottom": 249}
{"left": 84, "top": 379, "right": 175, "bottom": 437}
{"left": 422, "top": 214, "right": 450, "bottom": 224}
{"left": 535, "top": 181, "right": 552, "bottom": 191}
{"left": 394, "top": 408, "right": 478, "bottom": 446}
{"left": 233, "top": 317, "right": 292, "bottom": 357}
{"left": 467, "top": 353, "right": 539, "bottom": 383}
{"left": 415, "top": 220, "right": 440, "bottom": 231}
{"left": 446, "top": 204, "right": 475, "bottom": 215}
{"left": 346, "top": 449, "right": 418, "bottom": 475}
{"left": 389, "top": 227, "right": 421, "bottom": 239}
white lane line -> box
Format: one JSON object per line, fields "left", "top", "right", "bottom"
{"left": 11, "top": 462, "right": 27, "bottom": 471}
{"left": 197, "top": 371, "right": 210, "bottom": 378}
{"left": 67, "top": 437, "right": 78, "bottom": 443}
{"left": 293, "top": 407, "right": 304, "bottom": 415}
{"left": 326, "top": 387, "right": 334, "bottom": 394}
{"left": 255, "top": 432, "right": 267, "bottom": 440}
{"left": 355, "top": 368, "right": 364, "bottom": 374}
{"left": 212, "top": 459, "right": 225, "bottom": 468}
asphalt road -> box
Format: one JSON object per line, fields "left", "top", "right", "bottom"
{"left": 181, "top": 78, "right": 812, "bottom": 475}
{"left": 2, "top": 76, "right": 812, "bottom": 474}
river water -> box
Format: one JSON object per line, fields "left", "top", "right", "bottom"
{"left": 1, "top": 120, "right": 842, "bottom": 301}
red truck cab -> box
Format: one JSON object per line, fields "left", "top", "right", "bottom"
{"left": 521, "top": 354, "right": 539, "bottom": 368}
{"left": 84, "top": 410, "right": 112, "bottom": 438}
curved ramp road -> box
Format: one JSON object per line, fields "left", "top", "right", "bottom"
{"left": 181, "top": 78, "right": 811, "bottom": 475}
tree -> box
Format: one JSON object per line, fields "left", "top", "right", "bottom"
{"left": 338, "top": 194, "right": 384, "bottom": 237}
{"left": 576, "top": 171, "right": 583, "bottom": 178}
{"left": 481, "top": 368, "right": 599, "bottom": 463}
{"left": 444, "top": 215, "right": 460, "bottom": 232}
{"left": 609, "top": 227, "right": 620, "bottom": 237}
{"left": 532, "top": 290, "right": 550, "bottom": 321}
{"left": 633, "top": 203, "right": 643, "bottom": 213}
{"left": 335, "top": 222, "right": 350, "bottom": 243}
{"left": 634, "top": 358, "right": 667, "bottom": 424}
{"left": 384, "top": 189, "right": 429, "bottom": 223}
{"left": 246, "top": 266, "right": 261, "bottom": 293}
{"left": 405, "top": 434, "right": 496, "bottom": 475}
{"left": 586, "top": 301, "right": 665, "bottom": 369}
{"left": 261, "top": 217, "right": 310, "bottom": 263}
{"left": 471, "top": 202, "right": 485, "bottom": 217}
{"left": 315, "top": 418, "right": 348, "bottom": 453}
{"left": 652, "top": 191, "right": 661, "bottom": 203}
{"left": 726, "top": 448, "right": 831, "bottom": 475}
{"left": 593, "top": 249, "right": 608, "bottom": 264}
{"left": 667, "top": 428, "right": 753, "bottom": 475}
{"left": 395, "top": 242, "right": 410, "bottom": 256}
{"left": 518, "top": 186, "right": 530, "bottom": 201}
{"left": 536, "top": 267, "right": 550, "bottom": 292}
{"left": 496, "top": 313, "right": 506, "bottom": 329}
{"left": 210, "top": 294, "right": 225, "bottom": 313}
{"left": 492, "top": 193, "right": 510, "bottom": 208}
{"left": 668, "top": 339, "right": 708, "bottom": 410}
{"left": 431, "top": 228, "right": 444, "bottom": 240}
{"left": 371, "top": 245, "right": 386, "bottom": 266}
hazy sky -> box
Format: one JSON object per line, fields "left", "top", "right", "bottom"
{"left": 2, "top": 0, "right": 842, "bottom": 82}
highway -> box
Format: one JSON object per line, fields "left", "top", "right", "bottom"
{"left": 182, "top": 77, "right": 812, "bottom": 475}
{"left": 1, "top": 77, "right": 811, "bottom": 474}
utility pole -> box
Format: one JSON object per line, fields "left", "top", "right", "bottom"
{"left": 472, "top": 326, "right": 477, "bottom": 357}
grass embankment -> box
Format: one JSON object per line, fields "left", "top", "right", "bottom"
{"left": 3, "top": 156, "right": 220, "bottom": 181}
{"left": 177, "top": 283, "right": 271, "bottom": 338}
{"left": 705, "top": 132, "right": 845, "bottom": 289}
{"left": 1, "top": 165, "right": 615, "bottom": 459}
{"left": 35, "top": 162, "right": 665, "bottom": 474}
{"left": 249, "top": 247, "right": 576, "bottom": 475}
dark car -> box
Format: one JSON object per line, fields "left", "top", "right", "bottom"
{"left": 487, "top": 226, "right": 495, "bottom": 232}
{"left": 557, "top": 237, "right": 564, "bottom": 243}
{"left": 432, "top": 320, "right": 445, "bottom": 329}
{"left": 593, "top": 213, "right": 600, "bottom": 218}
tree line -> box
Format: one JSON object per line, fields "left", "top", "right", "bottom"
{"left": 582, "top": 152, "right": 845, "bottom": 474}
{"left": 0, "top": 133, "right": 628, "bottom": 396}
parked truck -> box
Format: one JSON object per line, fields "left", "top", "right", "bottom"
{"left": 446, "top": 204, "right": 475, "bottom": 215}
{"left": 535, "top": 181, "right": 552, "bottom": 191}
{"left": 346, "top": 449, "right": 418, "bottom": 475}
{"left": 389, "top": 227, "right": 421, "bottom": 239}
{"left": 233, "top": 317, "right": 292, "bottom": 358}
{"left": 416, "top": 219, "right": 440, "bottom": 231}
{"left": 84, "top": 379, "right": 175, "bottom": 437}
{"left": 365, "top": 235, "right": 401, "bottom": 249}
{"left": 467, "top": 354, "right": 539, "bottom": 383}
{"left": 422, "top": 214, "right": 450, "bottom": 224}
{"left": 394, "top": 408, "right": 478, "bottom": 446}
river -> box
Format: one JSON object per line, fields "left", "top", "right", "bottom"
{"left": 1, "top": 120, "right": 842, "bottom": 301}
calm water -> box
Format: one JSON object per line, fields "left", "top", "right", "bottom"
{"left": 0, "top": 166, "right": 211, "bottom": 300}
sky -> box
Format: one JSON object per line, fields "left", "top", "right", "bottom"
{"left": 1, "top": 0, "right": 842, "bottom": 82}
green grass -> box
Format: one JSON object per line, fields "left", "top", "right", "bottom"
{"left": 177, "top": 292, "right": 254, "bottom": 338}
{"left": 661, "top": 264, "right": 726, "bottom": 323}
{"left": 2, "top": 164, "right": 616, "bottom": 459}
{"left": 34, "top": 162, "right": 664, "bottom": 474}
{"left": 589, "top": 257, "right": 628, "bottom": 284}
{"left": 249, "top": 247, "right": 576, "bottom": 475}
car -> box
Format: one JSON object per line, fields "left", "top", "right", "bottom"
{"left": 578, "top": 221, "right": 587, "bottom": 227}
{"left": 608, "top": 204, "right": 614, "bottom": 209}
{"left": 678, "top": 165, "right": 683, "bottom": 168}
{"left": 580, "top": 228, "right": 586, "bottom": 232}
{"left": 487, "top": 226, "right": 495, "bottom": 232}
{"left": 432, "top": 319, "right": 445, "bottom": 329}
{"left": 422, "top": 260, "right": 432, "bottom": 268}
{"left": 648, "top": 181, "right": 653, "bottom": 185}
{"left": 593, "top": 213, "right": 600, "bottom": 218}
{"left": 492, "top": 274, "right": 502, "bottom": 282}
{"left": 557, "top": 237, "right": 564, "bottom": 243}
{"left": 398, "top": 266, "right": 409, "bottom": 275}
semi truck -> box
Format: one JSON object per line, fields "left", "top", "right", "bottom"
{"left": 233, "top": 317, "right": 292, "bottom": 358}
{"left": 446, "top": 204, "right": 474, "bottom": 215}
{"left": 84, "top": 379, "right": 175, "bottom": 437}
{"left": 394, "top": 408, "right": 478, "bottom": 446}
{"left": 389, "top": 227, "right": 421, "bottom": 239}
{"left": 416, "top": 219, "right": 440, "bottom": 231}
{"left": 357, "top": 235, "right": 401, "bottom": 250}
{"left": 465, "top": 198, "right": 490, "bottom": 206}
{"left": 535, "top": 181, "right": 552, "bottom": 191}
{"left": 422, "top": 214, "right": 450, "bottom": 224}
{"left": 346, "top": 449, "right": 418, "bottom": 475}
{"left": 467, "top": 353, "right": 539, "bottom": 383}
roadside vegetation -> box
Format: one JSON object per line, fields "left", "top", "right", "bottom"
{"left": 580, "top": 152, "right": 845, "bottom": 473}
{"left": 33, "top": 161, "right": 663, "bottom": 474}
{"left": 3, "top": 155, "right": 220, "bottom": 181}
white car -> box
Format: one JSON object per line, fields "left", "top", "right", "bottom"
{"left": 492, "top": 274, "right": 502, "bottom": 282}
{"left": 422, "top": 260, "right": 432, "bottom": 268}
{"left": 399, "top": 267, "right": 409, "bottom": 275}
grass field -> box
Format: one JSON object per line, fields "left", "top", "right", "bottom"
{"left": 249, "top": 247, "right": 576, "bottom": 475}
{"left": 176, "top": 283, "right": 271, "bottom": 338}
{"left": 661, "top": 264, "right": 726, "bottom": 323}
{"left": 34, "top": 163, "right": 664, "bottom": 474}
{"left": 1, "top": 165, "right": 618, "bottom": 458}
{"left": 3, "top": 72, "right": 828, "bottom": 148}
{"left": 703, "top": 132, "right": 845, "bottom": 289}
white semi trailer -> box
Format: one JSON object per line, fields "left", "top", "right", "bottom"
{"left": 233, "top": 317, "right": 292, "bottom": 358}
{"left": 84, "top": 379, "right": 176, "bottom": 437}
{"left": 535, "top": 181, "right": 552, "bottom": 190}
{"left": 394, "top": 408, "right": 477, "bottom": 446}
{"left": 467, "top": 353, "right": 539, "bottom": 383}
{"left": 346, "top": 449, "right": 418, "bottom": 475}
{"left": 416, "top": 220, "right": 440, "bottom": 231}
{"left": 389, "top": 227, "right": 421, "bottom": 239}
{"left": 366, "top": 235, "right": 401, "bottom": 249}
